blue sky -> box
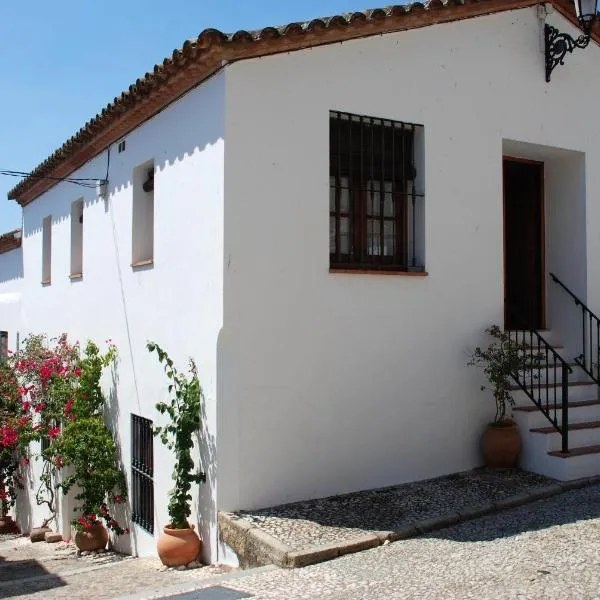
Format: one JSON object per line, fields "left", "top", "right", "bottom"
{"left": 0, "top": 0, "right": 370, "bottom": 230}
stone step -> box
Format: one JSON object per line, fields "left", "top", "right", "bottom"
{"left": 510, "top": 381, "right": 598, "bottom": 404}
{"left": 549, "top": 444, "right": 600, "bottom": 458}
{"left": 529, "top": 420, "right": 600, "bottom": 452}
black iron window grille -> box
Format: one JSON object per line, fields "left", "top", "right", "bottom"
{"left": 329, "top": 111, "right": 425, "bottom": 271}
{"left": 131, "top": 414, "right": 154, "bottom": 533}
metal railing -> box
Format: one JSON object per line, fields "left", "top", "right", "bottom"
{"left": 550, "top": 272, "right": 600, "bottom": 386}
{"left": 506, "top": 307, "right": 572, "bottom": 453}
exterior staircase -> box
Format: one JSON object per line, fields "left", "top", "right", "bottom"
{"left": 512, "top": 356, "right": 600, "bottom": 480}
{"left": 509, "top": 273, "right": 600, "bottom": 481}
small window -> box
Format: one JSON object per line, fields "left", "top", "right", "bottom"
{"left": 131, "top": 414, "right": 154, "bottom": 533}
{"left": 42, "top": 216, "right": 52, "bottom": 284}
{"left": 0, "top": 331, "right": 8, "bottom": 359}
{"left": 70, "top": 199, "right": 84, "bottom": 278}
{"left": 329, "top": 111, "right": 425, "bottom": 271}
{"left": 132, "top": 161, "right": 154, "bottom": 267}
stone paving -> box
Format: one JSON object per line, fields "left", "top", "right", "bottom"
{"left": 237, "top": 468, "right": 553, "bottom": 549}
{"left": 0, "top": 534, "right": 229, "bottom": 600}
{"left": 149, "top": 483, "right": 600, "bottom": 600}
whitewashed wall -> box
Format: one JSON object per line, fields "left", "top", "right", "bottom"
{"left": 219, "top": 7, "right": 600, "bottom": 511}
{"left": 9, "top": 71, "right": 224, "bottom": 561}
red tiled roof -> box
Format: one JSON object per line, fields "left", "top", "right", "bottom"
{"left": 0, "top": 230, "right": 22, "bottom": 255}
{"left": 8, "top": 0, "right": 590, "bottom": 206}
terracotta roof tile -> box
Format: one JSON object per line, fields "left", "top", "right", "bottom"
{"left": 0, "top": 230, "right": 22, "bottom": 255}
{"left": 7, "top": 0, "right": 587, "bottom": 205}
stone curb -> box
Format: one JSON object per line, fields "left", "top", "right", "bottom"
{"left": 219, "top": 476, "right": 599, "bottom": 569}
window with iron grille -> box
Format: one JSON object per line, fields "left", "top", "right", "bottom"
{"left": 131, "top": 414, "right": 154, "bottom": 533}
{"left": 329, "top": 111, "right": 425, "bottom": 271}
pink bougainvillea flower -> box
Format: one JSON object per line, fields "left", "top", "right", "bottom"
{"left": 54, "top": 456, "right": 64, "bottom": 468}
{"left": 0, "top": 425, "right": 18, "bottom": 448}
{"left": 73, "top": 368, "right": 82, "bottom": 377}
{"left": 68, "top": 414, "right": 77, "bottom": 421}
{"left": 64, "top": 399, "right": 74, "bottom": 415}
{"left": 34, "top": 403, "right": 46, "bottom": 413}
{"left": 48, "top": 427, "right": 61, "bottom": 440}
{"left": 17, "top": 417, "right": 30, "bottom": 427}
{"left": 21, "top": 458, "right": 29, "bottom": 466}
{"left": 124, "top": 528, "right": 130, "bottom": 535}
{"left": 114, "top": 495, "right": 123, "bottom": 504}
{"left": 39, "top": 366, "right": 53, "bottom": 380}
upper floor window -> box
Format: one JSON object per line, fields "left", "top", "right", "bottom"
{"left": 329, "top": 111, "right": 425, "bottom": 272}
{"left": 132, "top": 160, "right": 155, "bottom": 267}
{"left": 42, "top": 215, "right": 52, "bottom": 284}
{"left": 70, "top": 199, "right": 84, "bottom": 278}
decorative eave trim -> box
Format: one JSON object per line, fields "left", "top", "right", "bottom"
{"left": 0, "top": 230, "right": 22, "bottom": 255}
{"left": 8, "top": 0, "right": 595, "bottom": 206}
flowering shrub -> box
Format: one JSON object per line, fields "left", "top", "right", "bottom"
{"left": 9, "top": 334, "right": 128, "bottom": 534}
{"left": 0, "top": 360, "right": 33, "bottom": 517}
{"left": 148, "top": 342, "right": 205, "bottom": 530}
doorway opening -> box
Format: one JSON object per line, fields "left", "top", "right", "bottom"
{"left": 503, "top": 157, "right": 545, "bottom": 331}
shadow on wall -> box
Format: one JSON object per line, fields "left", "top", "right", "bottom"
{"left": 105, "top": 359, "right": 133, "bottom": 555}
{"left": 196, "top": 393, "right": 217, "bottom": 563}
{"left": 0, "top": 248, "right": 24, "bottom": 284}
{"left": 14, "top": 462, "right": 34, "bottom": 535}
{"left": 22, "top": 79, "right": 224, "bottom": 239}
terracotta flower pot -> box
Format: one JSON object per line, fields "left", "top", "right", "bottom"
{"left": 482, "top": 420, "right": 521, "bottom": 468}
{"left": 0, "top": 515, "right": 19, "bottom": 534}
{"left": 74, "top": 523, "right": 109, "bottom": 552}
{"left": 157, "top": 524, "right": 202, "bottom": 567}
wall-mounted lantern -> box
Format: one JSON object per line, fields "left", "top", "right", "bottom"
{"left": 545, "top": 0, "right": 598, "bottom": 81}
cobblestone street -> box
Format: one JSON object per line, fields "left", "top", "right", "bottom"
{"left": 2, "top": 483, "right": 600, "bottom": 599}
{"left": 149, "top": 484, "right": 600, "bottom": 600}
{"left": 0, "top": 535, "right": 229, "bottom": 600}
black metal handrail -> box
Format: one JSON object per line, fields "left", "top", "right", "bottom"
{"left": 506, "top": 304, "right": 572, "bottom": 453}
{"left": 550, "top": 272, "right": 600, "bottom": 385}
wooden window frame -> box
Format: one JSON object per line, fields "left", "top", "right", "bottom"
{"left": 329, "top": 111, "right": 425, "bottom": 273}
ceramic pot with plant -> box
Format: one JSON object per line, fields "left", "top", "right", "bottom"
{"left": 148, "top": 342, "right": 205, "bottom": 567}
{"left": 469, "top": 325, "right": 539, "bottom": 468}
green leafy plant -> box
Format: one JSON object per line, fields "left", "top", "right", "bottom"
{"left": 147, "top": 342, "right": 205, "bottom": 530}
{"left": 55, "top": 416, "right": 127, "bottom": 534}
{"left": 468, "top": 325, "right": 540, "bottom": 424}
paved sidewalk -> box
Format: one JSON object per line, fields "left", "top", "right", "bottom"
{"left": 236, "top": 468, "right": 553, "bottom": 549}
{"left": 0, "top": 535, "right": 229, "bottom": 600}
{"left": 142, "top": 483, "right": 600, "bottom": 600}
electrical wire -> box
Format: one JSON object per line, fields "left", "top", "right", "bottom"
{"left": 0, "top": 170, "right": 107, "bottom": 190}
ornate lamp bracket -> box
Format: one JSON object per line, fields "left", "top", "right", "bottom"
{"left": 545, "top": 23, "right": 591, "bottom": 82}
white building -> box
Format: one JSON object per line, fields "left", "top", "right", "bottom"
{"left": 2, "top": 0, "right": 600, "bottom": 564}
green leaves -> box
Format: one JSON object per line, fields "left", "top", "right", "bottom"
{"left": 147, "top": 342, "right": 205, "bottom": 530}
{"left": 469, "top": 325, "right": 541, "bottom": 423}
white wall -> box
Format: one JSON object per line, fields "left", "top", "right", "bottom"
{"left": 220, "top": 7, "right": 600, "bottom": 511}
{"left": 11, "top": 71, "right": 224, "bottom": 561}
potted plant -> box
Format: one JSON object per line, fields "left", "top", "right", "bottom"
{"left": 55, "top": 416, "right": 128, "bottom": 551}
{"left": 148, "top": 342, "right": 205, "bottom": 567}
{"left": 468, "top": 325, "right": 538, "bottom": 468}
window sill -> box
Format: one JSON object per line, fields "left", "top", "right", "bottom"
{"left": 69, "top": 273, "right": 83, "bottom": 281}
{"left": 131, "top": 259, "right": 154, "bottom": 269}
{"left": 330, "top": 267, "right": 428, "bottom": 276}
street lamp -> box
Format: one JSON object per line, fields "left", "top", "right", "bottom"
{"left": 545, "top": 0, "right": 598, "bottom": 81}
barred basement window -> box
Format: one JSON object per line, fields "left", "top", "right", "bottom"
{"left": 329, "top": 111, "right": 425, "bottom": 271}
{"left": 131, "top": 414, "right": 154, "bottom": 533}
